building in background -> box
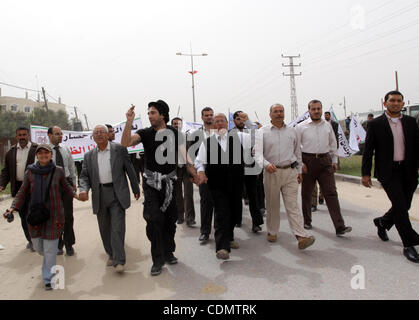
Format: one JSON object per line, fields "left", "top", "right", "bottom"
{"left": 0, "top": 88, "right": 66, "bottom": 114}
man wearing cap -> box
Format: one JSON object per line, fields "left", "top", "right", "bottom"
{"left": 48, "top": 126, "right": 77, "bottom": 256}
{"left": 121, "top": 100, "right": 199, "bottom": 276}
{"left": 0, "top": 127, "right": 38, "bottom": 251}
{"left": 78, "top": 125, "right": 140, "bottom": 273}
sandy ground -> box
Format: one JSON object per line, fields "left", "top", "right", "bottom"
{"left": 0, "top": 180, "right": 418, "bottom": 300}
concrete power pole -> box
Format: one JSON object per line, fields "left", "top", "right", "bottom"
{"left": 84, "top": 114, "right": 90, "bottom": 131}
{"left": 282, "top": 54, "right": 302, "bottom": 121}
{"left": 41, "top": 87, "right": 48, "bottom": 111}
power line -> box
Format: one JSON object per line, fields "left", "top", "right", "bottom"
{"left": 221, "top": 0, "right": 417, "bottom": 106}
{"left": 0, "top": 81, "right": 39, "bottom": 92}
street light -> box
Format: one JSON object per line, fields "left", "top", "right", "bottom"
{"left": 176, "top": 44, "right": 208, "bottom": 122}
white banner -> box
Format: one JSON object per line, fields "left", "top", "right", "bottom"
{"left": 330, "top": 107, "right": 357, "bottom": 158}
{"left": 288, "top": 111, "right": 310, "bottom": 128}
{"left": 182, "top": 122, "right": 202, "bottom": 134}
{"left": 30, "top": 118, "right": 144, "bottom": 161}
{"left": 349, "top": 114, "right": 366, "bottom": 152}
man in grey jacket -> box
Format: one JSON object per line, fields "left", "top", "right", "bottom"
{"left": 78, "top": 125, "right": 140, "bottom": 273}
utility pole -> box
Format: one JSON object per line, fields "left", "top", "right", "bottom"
{"left": 282, "top": 54, "right": 302, "bottom": 121}
{"left": 73, "top": 107, "right": 79, "bottom": 121}
{"left": 84, "top": 114, "right": 90, "bottom": 131}
{"left": 176, "top": 43, "right": 208, "bottom": 122}
{"left": 343, "top": 96, "right": 347, "bottom": 118}
{"left": 41, "top": 87, "right": 48, "bottom": 110}
{"left": 395, "top": 71, "right": 399, "bottom": 90}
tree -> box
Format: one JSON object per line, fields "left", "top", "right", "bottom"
{"left": 0, "top": 109, "right": 72, "bottom": 138}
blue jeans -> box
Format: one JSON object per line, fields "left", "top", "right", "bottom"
{"left": 31, "top": 238, "right": 59, "bottom": 285}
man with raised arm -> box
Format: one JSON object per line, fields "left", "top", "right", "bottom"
{"left": 121, "top": 101, "right": 199, "bottom": 276}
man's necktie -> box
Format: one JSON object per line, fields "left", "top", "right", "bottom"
{"left": 54, "top": 146, "right": 64, "bottom": 168}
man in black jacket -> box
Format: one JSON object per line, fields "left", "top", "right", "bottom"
{"left": 362, "top": 90, "right": 419, "bottom": 263}
{"left": 195, "top": 114, "right": 249, "bottom": 260}
{"left": 0, "top": 127, "right": 38, "bottom": 250}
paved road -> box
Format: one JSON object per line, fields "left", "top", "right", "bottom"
{"left": 0, "top": 181, "right": 418, "bottom": 300}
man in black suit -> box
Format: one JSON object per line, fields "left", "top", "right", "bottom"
{"left": 362, "top": 90, "right": 419, "bottom": 263}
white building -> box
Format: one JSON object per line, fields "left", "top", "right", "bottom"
{"left": 0, "top": 88, "right": 66, "bottom": 114}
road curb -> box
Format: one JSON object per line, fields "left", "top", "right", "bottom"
{"left": 335, "top": 173, "right": 419, "bottom": 221}
{"left": 335, "top": 173, "right": 419, "bottom": 194}
{"left": 0, "top": 195, "right": 12, "bottom": 202}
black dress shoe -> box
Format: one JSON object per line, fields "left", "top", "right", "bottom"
{"left": 165, "top": 253, "right": 178, "bottom": 265}
{"left": 403, "top": 247, "right": 419, "bottom": 263}
{"left": 26, "top": 242, "right": 35, "bottom": 252}
{"left": 336, "top": 226, "right": 352, "bottom": 236}
{"left": 57, "top": 248, "right": 64, "bottom": 255}
{"left": 304, "top": 224, "right": 313, "bottom": 230}
{"left": 252, "top": 224, "right": 262, "bottom": 233}
{"left": 187, "top": 220, "right": 196, "bottom": 227}
{"left": 373, "top": 218, "right": 389, "bottom": 242}
{"left": 319, "top": 198, "right": 324, "bottom": 205}
{"left": 65, "top": 246, "right": 75, "bottom": 256}
{"left": 199, "top": 234, "right": 209, "bottom": 242}
{"left": 311, "top": 206, "right": 317, "bottom": 212}
{"left": 151, "top": 264, "right": 163, "bottom": 276}
{"left": 44, "top": 283, "right": 53, "bottom": 291}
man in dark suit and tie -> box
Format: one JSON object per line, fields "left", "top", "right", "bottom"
{"left": 362, "top": 90, "right": 419, "bottom": 263}
{"left": 78, "top": 125, "right": 140, "bottom": 273}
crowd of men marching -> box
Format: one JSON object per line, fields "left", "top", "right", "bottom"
{"left": 1, "top": 90, "right": 418, "bottom": 290}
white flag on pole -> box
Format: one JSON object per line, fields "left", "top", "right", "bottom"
{"left": 349, "top": 114, "right": 366, "bottom": 152}
{"left": 329, "top": 107, "right": 357, "bottom": 158}
{"left": 288, "top": 111, "right": 310, "bottom": 128}
{"left": 182, "top": 122, "right": 202, "bottom": 134}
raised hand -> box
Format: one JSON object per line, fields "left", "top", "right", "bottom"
{"left": 126, "top": 104, "right": 136, "bottom": 122}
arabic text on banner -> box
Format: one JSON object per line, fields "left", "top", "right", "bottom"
{"left": 30, "top": 118, "right": 144, "bottom": 161}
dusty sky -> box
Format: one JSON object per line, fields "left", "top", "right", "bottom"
{"left": 1, "top": 0, "right": 418, "bottom": 128}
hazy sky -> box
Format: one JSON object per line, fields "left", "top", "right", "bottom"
{"left": 1, "top": 0, "right": 418, "bottom": 128}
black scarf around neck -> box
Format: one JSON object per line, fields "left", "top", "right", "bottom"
{"left": 27, "top": 161, "right": 56, "bottom": 205}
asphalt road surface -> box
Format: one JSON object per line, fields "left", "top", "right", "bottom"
{"left": 0, "top": 180, "right": 418, "bottom": 300}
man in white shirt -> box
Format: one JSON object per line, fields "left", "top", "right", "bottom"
{"left": 48, "top": 126, "right": 77, "bottom": 256}
{"left": 255, "top": 104, "right": 315, "bottom": 249}
{"left": 188, "top": 107, "right": 216, "bottom": 243}
{"left": 296, "top": 100, "right": 352, "bottom": 236}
